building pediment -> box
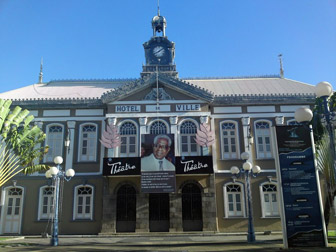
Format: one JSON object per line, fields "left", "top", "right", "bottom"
{"left": 101, "top": 73, "right": 214, "bottom": 104}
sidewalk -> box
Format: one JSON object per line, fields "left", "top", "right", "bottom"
{"left": 1, "top": 233, "right": 336, "bottom": 251}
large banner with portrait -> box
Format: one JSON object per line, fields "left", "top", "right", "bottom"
{"left": 141, "top": 134, "right": 176, "bottom": 193}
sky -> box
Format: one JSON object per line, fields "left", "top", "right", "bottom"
{"left": 0, "top": 0, "right": 335, "bottom": 94}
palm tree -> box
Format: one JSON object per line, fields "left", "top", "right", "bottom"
{"left": 0, "top": 99, "right": 48, "bottom": 187}
{"left": 316, "top": 134, "right": 336, "bottom": 229}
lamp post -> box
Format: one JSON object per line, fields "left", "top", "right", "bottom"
{"left": 230, "top": 152, "right": 261, "bottom": 243}
{"left": 295, "top": 81, "right": 335, "bottom": 181}
{"left": 45, "top": 156, "right": 75, "bottom": 246}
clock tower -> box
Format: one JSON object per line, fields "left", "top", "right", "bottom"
{"left": 141, "top": 9, "right": 177, "bottom": 78}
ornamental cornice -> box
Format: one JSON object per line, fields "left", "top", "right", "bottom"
{"left": 213, "top": 93, "right": 315, "bottom": 105}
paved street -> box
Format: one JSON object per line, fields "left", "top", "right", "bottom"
{"left": 1, "top": 233, "right": 336, "bottom": 252}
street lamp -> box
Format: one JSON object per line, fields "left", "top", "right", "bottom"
{"left": 295, "top": 81, "right": 335, "bottom": 180}
{"left": 45, "top": 156, "right": 75, "bottom": 246}
{"left": 230, "top": 152, "right": 261, "bottom": 243}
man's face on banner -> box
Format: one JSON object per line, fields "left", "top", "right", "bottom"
{"left": 153, "top": 137, "right": 170, "bottom": 160}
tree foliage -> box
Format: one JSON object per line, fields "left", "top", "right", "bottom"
{"left": 313, "top": 92, "right": 336, "bottom": 228}
{"left": 0, "top": 99, "right": 48, "bottom": 187}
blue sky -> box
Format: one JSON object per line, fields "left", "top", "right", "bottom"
{"left": 0, "top": 0, "right": 335, "bottom": 94}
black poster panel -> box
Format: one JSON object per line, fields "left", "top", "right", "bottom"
{"left": 175, "top": 156, "right": 213, "bottom": 174}
{"left": 141, "top": 171, "right": 176, "bottom": 193}
{"left": 275, "top": 125, "right": 326, "bottom": 248}
{"left": 103, "top": 157, "right": 140, "bottom": 176}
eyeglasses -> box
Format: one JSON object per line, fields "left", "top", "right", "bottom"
{"left": 154, "top": 144, "right": 169, "bottom": 150}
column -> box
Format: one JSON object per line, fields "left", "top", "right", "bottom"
{"left": 65, "top": 121, "right": 76, "bottom": 171}
{"left": 100, "top": 177, "right": 116, "bottom": 234}
{"left": 169, "top": 116, "right": 178, "bottom": 155}
{"left": 200, "top": 116, "right": 209, "bottom": 155}
{"left": 202, "top": 174, "right": 217, "bottom": 231}
{"left": 169, "top": 192, "right": 183, "bottom": 232}
{"left": 136, "top": 193, "right": 149, "bottom": 232}
{"left": 32, "top": 121, "right": 43, "bottom": 175}
{"left": 241, "top": 117, "right": 252, "bottom": 162}
{"left": 107, "top": 117, "right": 117, "bottom": 157}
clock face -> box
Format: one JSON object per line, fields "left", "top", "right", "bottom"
{"left": 153, "top": 46, "right": 165, "bottom": 57}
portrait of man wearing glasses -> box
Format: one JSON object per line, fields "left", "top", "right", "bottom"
{"left": 141, "top": 134, "right": 175, "bottom": 172}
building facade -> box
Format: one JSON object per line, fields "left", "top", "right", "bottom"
{"left": 0, "top": 11, "right": 331, "bottom": 235}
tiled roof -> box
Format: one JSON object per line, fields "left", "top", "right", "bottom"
{"left": 0, "top": 76, "right": 316, "bottom": 103}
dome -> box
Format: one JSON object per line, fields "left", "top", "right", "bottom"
{"left": 152, "top": 15, "right": 166, "bottom": 33}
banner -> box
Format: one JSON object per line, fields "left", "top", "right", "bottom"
{"left": 103, "top": 157, "right": 140, "bottom": 176}
{"left": 141, "top": 134, "right": 176, "bottom": 193}
{"left": 275, "top": 125, "right": 326, "bottom": 248}
{"left": 175, "top": 156, "right": 213, "bottom": 174}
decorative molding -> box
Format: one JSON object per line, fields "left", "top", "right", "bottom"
{"left": 214, "top": 107, "right": 242, "bottom": 114}
{"left": 241, "top": 117, "right": 250, "bottom": 126}
{"left": 107, "top": 118, "right": 117, "bottom": 126}
{"left": 280, "top": 105, "right": 309, "bottom": 112}
{"left": 139, "top": 117, "right": 148, "bottom": 126}
{"left": 200, "top": 116, "right": 209, "bottom": 124}
{"left": 169, "top": 116, "right": 178, "bottom": 125}
{"left": 247, "top": 106, "right": 275, "bottom": 113}
{"left": 275, "top": 116, "right": 284, "bottom": 125}
{"left": 143, "top": 88, "right": 173, "bottom": 100}
{"left": 75, "top": 109, "right": 104, "bottom": 116}
{"left": 43, "top": 110, "right": 70, "bottom": 117}
{"left": 67, "top": 121, "right": 76, "bottom": 129}
{"left": 34, "top": 121, "right": 43, "bottom": 129}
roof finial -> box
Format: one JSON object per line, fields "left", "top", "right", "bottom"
{"left": 278, "top": 54, "right": 284, "bottom": 78}
{"left": 38, "top": 57, "right": 43, "bottom": 83}
{"left": 158, "top": 0, "right": 160, "bottom": 16}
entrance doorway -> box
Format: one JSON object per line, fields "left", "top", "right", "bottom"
{"left": 1, "top": 187, "right": 24, "bottom": 234}
{"left": 149, "top": 193, "right": 169, "bottom": 232}
{"left": 182, "top": 183, "right": 203, "bottom": 231}
{"left": 116, "top": 184, "right": 136, "bottom": 232}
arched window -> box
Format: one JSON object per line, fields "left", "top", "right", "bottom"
{"left": 255, "top": 121, "right": 272, "bottom": 159}
{"left": 180, "top": 120, "right": 198, "bottom": 156}
{"left": 119, "top": 121, "right": 138, "bottom": 157}
{"left": 220, "top": 121, "right": 239, "bottom": 159}
{"left": 45, "top": 124, "right": 64, "bottom": 162}
{"left": 38, "top": 186, "right": 55, "bottom": 220}
{"left": 260, "top": 182, "right": 279, "bottom": 217}
{"left": 73, "top": 185, "right": 94, "bottom": 220}
{"left": 79, "top": 124, "right": 97, "bottom": 162}
{"left": 150, "top": 120, "right": 168, "bottom": 135}
{"left": 223, "top": 182, "right": 245, "bottom": 217}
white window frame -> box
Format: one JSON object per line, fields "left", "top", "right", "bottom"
{"left": 44, "top": 124, "right": 64, "bottom": 163}
{"left": 148, "top": 119, "right": 170, "bottom": 134}
{"left": 178, "top": 119, "right": 199, "bottom": 156}
{"left": 223, "top": 182, "right": 246, "bottom": 218}
{"left": 254, "top": 120, "right": 273, "bottom": 159}
{"left": 78, "top": 123, "right": 98, "bottom": 162}
{"left": 118, "top": 120, "right": 139, "bottom": 157}
{"left": 259, "top": 181, "right": 280, "bottom": 218}
{"left": 73, "top": 185, "right": 94, "bottom": 220}
{"left": 220, "top": 120, "right": 240, "bottom": 160}
{"left": 38, "top": 185, "right": 55, "bottom": 220}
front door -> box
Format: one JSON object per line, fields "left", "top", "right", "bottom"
{"left": 182, "top": 183, "right": 203, "bottom": 231}
{"left": 2, "top": 187, "right": 24, "bottom": 234}
{"left": 149, "top": 193, "right": 169, "bottom": 232}
{"left": 116, "top": 185, "right": 136, "bottom": 232}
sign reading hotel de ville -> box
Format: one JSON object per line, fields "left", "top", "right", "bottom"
{"left": 275, "top": 125, "right": 327, "bottom": 248}
{"left": 103, "top": 158, "right": 140, "bottom": 176}
{"left": 115, "top": 105, "right": 141, "bottom": 113}
{"left": 141, "top": 134, "right": 176, "bottom": 193}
